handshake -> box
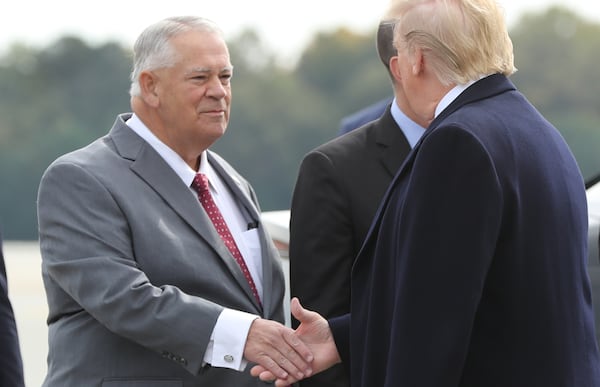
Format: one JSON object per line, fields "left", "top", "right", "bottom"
{"left": 244, "top": 298, "right": 341, "bottom": 386}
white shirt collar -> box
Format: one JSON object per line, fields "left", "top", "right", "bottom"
{"left": 434, "top": 79, "right": 477, "bottom": 119}
{"left": 434, "top": 74, "right": 495, "bottom": 118}
{"left": 125, "top": 114, "right": 217, "bottom": 190}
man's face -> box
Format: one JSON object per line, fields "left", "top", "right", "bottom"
{"left": 151, "top": 29, "right": 233, "bottom": 165}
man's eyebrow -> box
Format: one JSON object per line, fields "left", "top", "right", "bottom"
{"left": 186, "top": 66, "right": 234, "bottom": 75}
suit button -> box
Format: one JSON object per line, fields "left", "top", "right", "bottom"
{"left": 224, "top": 354, "right": 234, "bottom": 363}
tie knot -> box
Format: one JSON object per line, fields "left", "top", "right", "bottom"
{"left": 192, "top": 173, "right": 210, "bottom": 194}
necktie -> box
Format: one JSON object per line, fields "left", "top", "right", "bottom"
{"left": 191, "top": 173, "right": 261, "bottom": 306}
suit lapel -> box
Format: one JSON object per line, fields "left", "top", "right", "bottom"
{"left": 373, "top": 108, "right": 412, "bottom": 177}
{"left": 110, "top": 116, "right": 262, "bottom": 308}
{"left": 207, "top": 152, "right": 260, "bottom": 223}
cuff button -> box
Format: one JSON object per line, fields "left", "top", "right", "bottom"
{"left": 224, "top": 354, "right": 234, "bottom": 363}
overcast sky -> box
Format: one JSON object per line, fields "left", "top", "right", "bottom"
{"left": 2, "top": 0, "right": 599, "bottom": 66}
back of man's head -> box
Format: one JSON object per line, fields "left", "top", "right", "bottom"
{"left": 387, "top": 0, "right": 516, "bottom": 85}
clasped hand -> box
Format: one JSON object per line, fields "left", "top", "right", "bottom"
{"left": 249, "top": 297, "right": 341, "bottom": 386}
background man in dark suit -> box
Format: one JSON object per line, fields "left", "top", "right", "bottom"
{"left": 37, "top": 16, "right": 312, "bottom": 387}
{"left": 0, "top": 231, "right": 25, "bottom": 387}
{"left": 256, "top": 0, "right": 600, "bottom": 385}
{"left": 288, "top": 15, "right": 425, "bottom": 387}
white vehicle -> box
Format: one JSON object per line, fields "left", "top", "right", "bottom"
{"left": 586, "top": 175, "right": 600, "bottom": 343}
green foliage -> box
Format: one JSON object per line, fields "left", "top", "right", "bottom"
{"left": 0, "top": 37, "right": 131, "bottom": 238}
{"left": 296, "top": 27, "right": 391, "bottom": 110}
{"left": 0, "top": 7, "right": 599, "bottom": 239}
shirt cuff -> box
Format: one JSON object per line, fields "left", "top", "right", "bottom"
{"left": 204, "top": 308, "right": 259, "bottom": 371}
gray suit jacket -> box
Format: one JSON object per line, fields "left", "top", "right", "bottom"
{"left": 37, "top": 113, "right": 285, "bottom": 387}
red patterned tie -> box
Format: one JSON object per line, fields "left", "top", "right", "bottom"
{"left": 191, "top": 173, "right": 261, "bottom": 306}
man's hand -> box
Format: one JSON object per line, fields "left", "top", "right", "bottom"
{"left": 250, "top": 297, "right": 341, "bottom": 386}
{"left": 244, "top": 316, "right": 314, "bottom": 381}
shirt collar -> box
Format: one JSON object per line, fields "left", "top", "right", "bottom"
{"left": 390, "top": 98, "right": 427, "bottom": 148}
{"left": 434, "top": 80, "right": 477, "bottom": 119}
{"left": 434, "top": 75, "right": 493, "bottom": 119}
{"left": 125, "top": 114, "right": 217, "bottom": 190}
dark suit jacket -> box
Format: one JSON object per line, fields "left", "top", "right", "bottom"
{"left": 330, "top": 74, "right": 600, "bottom": 386}
{"left": 0, "top": 233, "right": 25, "bottom": 387}
{"left": 37, "top": 114, "right": 285, "bottom": 387}
{"left": 290, "top": 107, "right": 411, "bottom": 386}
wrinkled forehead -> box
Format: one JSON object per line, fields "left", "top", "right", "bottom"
{"left": 171, "top": 30, "right": 232, "bottom": 66}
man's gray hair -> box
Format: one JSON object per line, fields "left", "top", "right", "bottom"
{"left": 129, "top": 16, "right": 224, "bottom": 97}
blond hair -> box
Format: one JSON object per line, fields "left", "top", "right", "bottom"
{"left": 387, "top": 0, "right": 516, "bottom": 85}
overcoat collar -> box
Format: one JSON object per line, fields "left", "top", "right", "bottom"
{"left": 357, "top": 74, "right": 516, "bottom": 263}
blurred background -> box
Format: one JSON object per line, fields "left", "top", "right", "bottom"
{"left": 1, "top": 2, "right": 600, "bottom": 239}
{"left": 1, "top": 1, "right": 600, "bottom": 385}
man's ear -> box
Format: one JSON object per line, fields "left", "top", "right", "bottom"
{"left": 411, "top": 47, "right": 424, "bottom": 76}
{"left": 139, "top": 70, "right": 160, "bottom": 107}
{"left": 389, "top": 56, "right": 402, "bottom": 83}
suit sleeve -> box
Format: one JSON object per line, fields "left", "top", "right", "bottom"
{"left": 384, "top": 126, "right": 503, "bottom": 386}
{"left": 328, "top": 314, "right": 351, "bottom": 366}
{"left": 37, "top": 161, "right": 222, "bottom": 375}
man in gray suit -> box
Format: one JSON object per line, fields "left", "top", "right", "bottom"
{"left": 37, "top": 16, "right": 312, "bottom": 387}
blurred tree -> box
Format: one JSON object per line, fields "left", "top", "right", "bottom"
{"left": 0, "top": 37, "right": 130, "bottom": 239}
{"left": 216, "top": 29, "right": 339, "bottom": 210}
{"left": 296, "top": 27, "right": 390, "bottom": 113}
{"left": 0, "top": 7, "right": 599, "bottom": 239}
